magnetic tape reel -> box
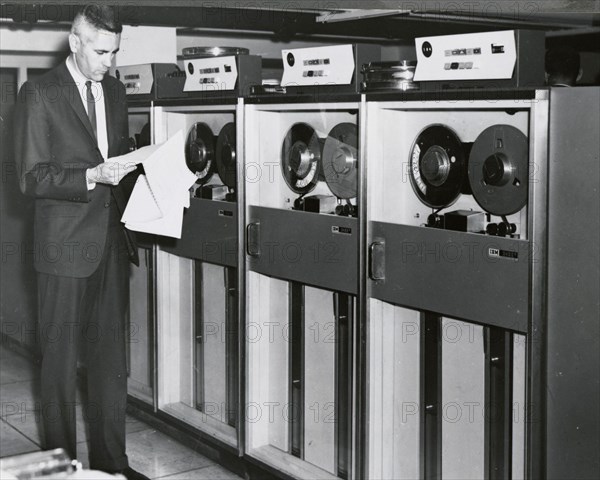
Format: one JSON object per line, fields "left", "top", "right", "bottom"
{"left": 322, "top": 123, "right": 358, "bottom": 199}
{"left": 185, "top": 122, "right": 216, "bottom": 184}
{"left": 182, "top": 46, "right": 250, "bottom": 58}
{"left": 128, "top": 123, "right": 151, "bottom": 152}
{"left": 468, "top": 125, "right": 528, "bottom": 216}
{"left": 361, "top": 60, "right": 418, "bottom": 92}
{"left": 137, "top": 123, "right": 151, "bottom": 149}
{"left": 215, "top": 122, "right": 237, "bottom": 189}
{"left": 281, "top": 123, "right": 323, "bottom": 195}
{"left": 409, "top": 125, "right": 467, "bottom": 209}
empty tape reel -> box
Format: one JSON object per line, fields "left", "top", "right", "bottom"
{"left": 182, "top": 46, "right": 249, "bottom": 58}
{"left": 215, "top": 122, "right": 237, "bottom": 189}
{"left": 468, "top": 125, "right": 528, "bottom": 216}
{"left": 361, "top": 60, "right": 418, "bottom": 92}
{"left": 185, "top": 122, "right": 216, "bottom": 184}
{"left": 322, "top": 123, "right": 358, "bottom": 199}
{"left": 281, "top": 123, "right": 322, "bottom": 195}
{"left": 409, "top": 125, "right": 467, "bottom": 209}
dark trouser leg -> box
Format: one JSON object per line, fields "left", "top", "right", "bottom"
{"left": 38, "top": 216, "right": 131, "bottom": 470}
{"left": 37, "top": 272, "right": 86, "bottom": 461}
{"left": 84, "top": 225, "right": 130, "bottom": 472}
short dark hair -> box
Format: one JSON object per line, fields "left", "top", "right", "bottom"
{"left": 545, "top": 46, "right": 580, "bottom": 80}
{"left": 73, "top": 5, "right": 122, "bottom": 34}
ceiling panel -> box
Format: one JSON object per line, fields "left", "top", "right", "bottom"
{"left": 0, "top": 2, "right": 598, "bottom": 51}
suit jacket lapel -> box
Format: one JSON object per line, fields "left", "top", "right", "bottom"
{"left": 56, "top": 62, "right": 97, "bottom": 144}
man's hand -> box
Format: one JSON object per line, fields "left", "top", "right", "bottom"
{"left": 86, "top": 161, "right": 137, "bottom": 186}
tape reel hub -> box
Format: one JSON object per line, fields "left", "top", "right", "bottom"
{"left": 215, "top": 122, "right": 237, "bottom": 188}
{"left": 190, "top": 141, "right": 208, "bottom": 167}
{"left": 421, "top": 145, "right": 452, "bottom": 187}
{"left": 222, "top": 145, "right": 235, "bottom": 164}
{"left": 323, "top": 123, "right": 358, "bottom": 199}
{"left": 281, "top": 123, "right": 322, "bottom": 195}
{"left": 332, "top": 145, "right": 355, "bottom": 175}
{"left": 186, "top": 122, "right": 215, "bottom": 184}
{"left": 290, "top": 142, "right": 314, "bottom": 178}
{"left": 409, "top": 125, "right": 466, "bottom": 208}
{"left": 482, "top": 153, "right": 514, "bottom": 187}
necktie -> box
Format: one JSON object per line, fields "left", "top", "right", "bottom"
{"left": 85, "top": 80, "right": 97, "bottom": 139}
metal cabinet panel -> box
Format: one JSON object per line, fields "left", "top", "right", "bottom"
{"left": 369, "top": 222, "right": 529, "bottom": 332}
{"left": 546, "top": 87, "right": 600, "bottom": 479}
{"left": 248, "top": 206, "right": 359, "bottom": 295}
{"left": 160, "top": 197, "right": 237, "bottom": 267}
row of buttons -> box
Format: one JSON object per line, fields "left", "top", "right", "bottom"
{"left": 303, "top": 58, "right": 330, "bottom": 66}
{"left": 198, "top": 67, "right": 220, "bottom": 74}
{"left": 444, "top": 62, "right": 474, "bottom": 70}
{"left": 444, "top": 47, "right": 482, "bottom": 56}
{"left": 444, "top": 62, "right": 473, "bottom": 70}
{"left": 302, "top": 70, "right": 330, "bottom": 77}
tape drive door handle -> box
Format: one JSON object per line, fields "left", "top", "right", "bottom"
{"left": 246, "top": 222, "right": 261, "bottom": 257}
{"left": 369, "top": 241, "right": 385, "bottom": 281}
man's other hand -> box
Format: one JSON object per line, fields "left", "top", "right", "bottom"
{"left": 86, "top": 161, "right": 138, "bottom": 186}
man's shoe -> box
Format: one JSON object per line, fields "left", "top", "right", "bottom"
{"left": 113, "top": 466, "right": 151, "bottom": 480}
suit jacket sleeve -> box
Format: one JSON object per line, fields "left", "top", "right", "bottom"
{"left": 15, "top": 81, "right": 90, "bottom": 202}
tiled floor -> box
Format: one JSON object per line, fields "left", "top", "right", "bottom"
{"left": 0, "top": 343, "right": 243, "bottom": 480}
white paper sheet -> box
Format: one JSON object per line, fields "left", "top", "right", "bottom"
{"left": 120, "top": 130, "right": 197, "bottom": 239}
{"left": 125, "top": 203, "right": 185, "bottom": 239}
{"left": 124, "top": 184, "right": 189, "bottom": 238}
{"left": 121, "top": 175, "right": 162, "bottom": 223}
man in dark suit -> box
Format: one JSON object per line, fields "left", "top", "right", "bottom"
{"left": 14, "top": 6, "right": 148, "bottom": 480}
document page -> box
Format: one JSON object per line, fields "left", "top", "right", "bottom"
{"left": 120, "top": 130, "right": 197, "bottom": 238}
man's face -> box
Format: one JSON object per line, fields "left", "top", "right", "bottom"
{"left": 69, "top": 23, "right": 120, "bottom": 82}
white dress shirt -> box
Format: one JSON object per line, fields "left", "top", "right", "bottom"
{"left": 66, "top": 55, "right": 109, "bottom": 190}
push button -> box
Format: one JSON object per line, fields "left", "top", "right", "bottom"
{"left": 104, "top": 201, "right": 110, "bottom": 208}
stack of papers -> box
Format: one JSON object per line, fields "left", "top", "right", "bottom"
{"left": 111, "top": 130, "right": 197, "bottom": 238}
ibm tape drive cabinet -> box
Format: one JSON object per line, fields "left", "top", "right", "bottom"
{"left": 242, "top": 43, "right": 380, "bottom": 480}
{"left": 151, "top": 47, "right": 261, "bottom": 454}
{"left": 360, "top": 30, "right": 598, "bottom": 479}
{"left": 362, "top": 68, "right": 598, "bottom": 480}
